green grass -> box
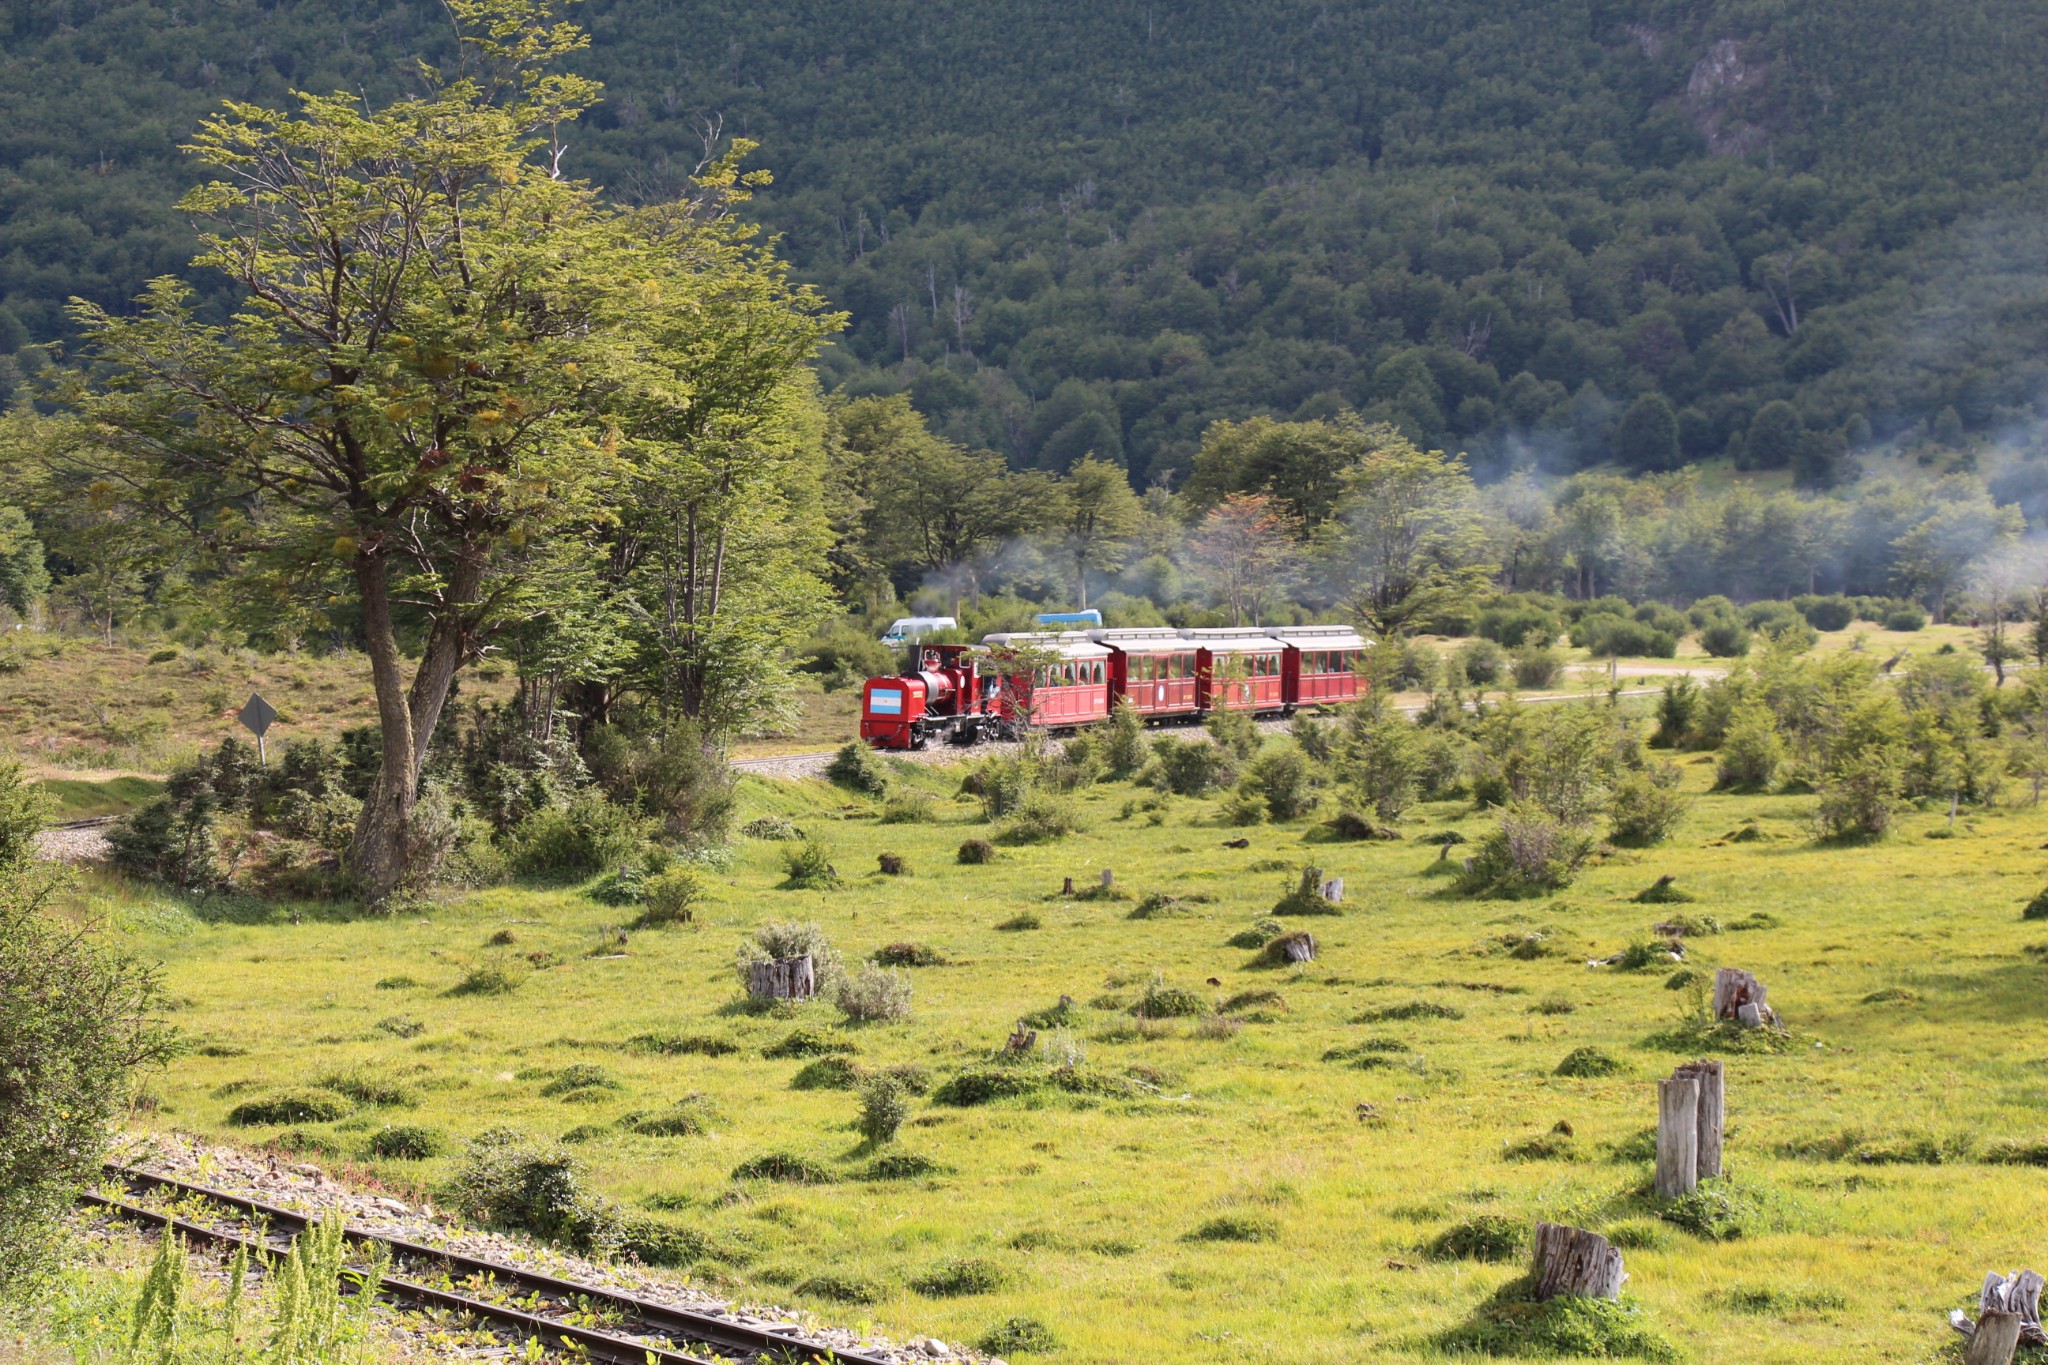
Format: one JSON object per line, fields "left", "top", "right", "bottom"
{"left": 89, "top": 753, "right": 2048, "bottom": 1363}
{"left": 33, "top": 774, "right": 162, "bottom": 821}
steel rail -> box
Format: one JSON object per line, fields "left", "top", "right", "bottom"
{"left": 92, "top": 1165, "right": 889, "bottom": 1364}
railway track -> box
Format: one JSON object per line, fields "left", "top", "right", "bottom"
{"left": 85, "top": 1164, "right": 891, "bottom": 1365}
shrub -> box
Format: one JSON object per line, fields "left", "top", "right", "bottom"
{"left": 792, "top": 1056, "right": 863, "bottom": 1089}
{"left": 1185, "top": 1214, "right": 1278, "bottom": 1243}
{"left": 2024, "top": 889, "right": 2048, "bottom": 921}
{"left": 505, "top": 794, "right": 650, "bottom": 879}
{"left": 1697, "top": 617, "right": 1752, "bottom": 658}
{"left": 731, "top": 1151, "right": 834, "bottom": 1184}
{"left": 448, "top": 961, "right": 525, "bottom": 996}
{"left": 627, "top": 1095, "right": 722, "bottom": 1137}
{"left": 1002, "top": 791, "right": 1086, "bottom": 843}
{"left": 539, "top": 1063, "right": 621, "bottom": 1099}
{"left": 1101, "top": 697, "right": 1151, "bottom": 777}
{"left": 1457, "top": 805, "right": 1592, "bottom": 897}
{"left": 741, "top": 815, "right": 803, "bottom": 840}
{"left": 1455, "top": 638, "right": 1508, "bottom": 686}
{"left": 1715, "top": 697, "right": 1783, "bottom": 790}
{"left": 1573, "top": 616, "right": 1676, "bottom": 658}
{"left": 1477, "top": 605, "right": 1560, "bottom": 648}
{"left": 1204, "top": 705, "right": 1263, "bottom": 761}
{"left": 1800, "top": 595, "right": 1856, "bottom": 631}
{"left": 825, "top": 741, "right": 889, "bottom": 795}
{"left": 910, "top": 1257, "right": 1007, "bottom": 1295}
{"left": 630, "top": 866, "right": 703, "bottom": 928}
{"left": 933, "top": 1068, "right": 1043, "bottom": 1106}
{"left": 737, "top": 921, "right": 846, "bottom": 995}
{"left": 762, "top": 1028, "right": 856, "bottom": 1060}
{"left": 780, "top": 840, "right": 840, "bottom": 889}
{"left": 874, "top": 942, "right": 945, "bottom": 967}
{"left": 958, "top": 837, "right": 997, "bottom": 864}
{"left": 1884, "top": 607, "right": 1928, "bottom": 632}
{"left": 1608, "top": 768, "right": 1690, "bottom": 846}
{"left": 1240, "top": 747, "right": 1319, "bottom": 821}
{"left": 319, "top": 1069, "right": 418, "bottom": 1107}
{"left": 1147, "top": 736, "right": 1238, "bottom": 796}
{"left": 1510, "top": 645, "right": 1561, "bottom": 688}
{"left": 226, "top": 1088, "right": 353, "bottom": 1126}
{"left": 838, "top": 964, "right": 914, "bottom": 1022}
{"left": 866, "top": 1151, "right": 945, "bottom": 1180}
{"left": 107, "top": 788, "right": 222, "bottom": 890}
{"left": 1133, "top": 977, "right": 1209, "bottom": 1019}
{"left": 857, "top": 1075, "right": 911, "bottom": 1143}
{"left": 995, "top": 911, "right": 1042, "bottom": 931}
{"left": 798, "top": 1273, "right": 889, "bottom": 1304}
{"left": 366, "top": 1123, "right": 445, "bottom": 1159}
{"left": 879, "top": 794, "right": 935, "bottom": 824}
{"left": 1273, "top": 866, "right": 1343, "bottom": 915}
{"left": 1555, "top": 1046, "right": 1623, "bottom": 1078}
{"left": 1429, "top": 1214, "right": 1521, "bottom": 1261}
{"left": 979, "top": 1317, "right": 1059, "bottom": 1355}
{"left": 448, "top": 1129, "right": 602, "bottom": 1245}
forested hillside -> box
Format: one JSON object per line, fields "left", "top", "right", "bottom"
{"left": 4, "top": 0, "right": 2047, "bottom": 482}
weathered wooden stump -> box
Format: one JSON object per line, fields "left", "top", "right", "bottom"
{"left": 1712, "top": 967, "right": 1772, "bottom": 1027}
{"left": 1321, "top": 877, "right": 1344, "bottom": 903}
{"left": 1005, "top": 1024, "right": 1038, "bottom": 1055}
{"left": 1062, "top": 876, "right": 1075, "bottom": 896}
{"left": 1673, "top": 1060, "right": 1725, "bottom": 1179}
{"left": 1953, "top": 1270, "right": 2047, "bottom": 1356}
{"left": 1529, "top": 1222, "right": 1626, "bottom": 1302}
{"left": 1280, "top": 932, "right": 1317, "bottom": 963}
{"left": 1964, "top": 1311, "right": 2023, "bottom": 1365}
{"left": 1100, "top": 868, "right": 1114, "bottom": 889}
{"left": 747, "top": 954, "right": 816, "bottom": 1002}
{"left": 1654, "top": 1073, "right": 1701, "bottom": 1197}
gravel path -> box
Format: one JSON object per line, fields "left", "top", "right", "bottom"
{"left": 34, "top": 820, "right": 111, "bottom": 863}
{"left": 109, "top": 1132, "right": 977, "bottom": 1364}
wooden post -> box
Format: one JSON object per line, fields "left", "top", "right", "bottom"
{"left": 1529, "top": 1222, "right": 1626, "bottom": 1301}
{"left": 1062, "top": 876, "right": 1074, "bottom": 896}
{"left": 1100, "top": 868, "right": 1114, "bottom": 889}
{"left": 746, "top": 954, "right": 816, "bottom": 1002}
{"left": 1655, "top": 1074, "right": 1701, "bottom": 1198}
{"left": 1673, "top": 1060, "right": 1725, "bottom": 1179}
{"left": 1964, "top": 1312, "right": 2022, "bottom": 1365}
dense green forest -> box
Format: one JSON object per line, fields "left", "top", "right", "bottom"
{"left": 5, "top": 0, "right": 2048, "bottom": 482}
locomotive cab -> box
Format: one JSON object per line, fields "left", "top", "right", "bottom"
{"left": 858, "top": 644, "right": 995, "bottom": 749}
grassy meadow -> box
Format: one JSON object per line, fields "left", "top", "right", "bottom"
{"left": 74, "top": 737, "right": 2048, "bottom": 1364}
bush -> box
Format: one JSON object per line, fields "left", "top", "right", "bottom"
{"left": 1716, "top": 697, "right": 1783, "bottom": 790}
{"left": 798, "top": 1272, "right": 889, "bottom": 1304}
{"left": 731, "top": 1151, "right": 834, "bottom": 1184}
{"left": 958, "top": 837, "right": 997, "bottom": 864}
{"left": 979, "top": 1317, "right": 1059, "bottom": 1355}
{"left": 1800, "top": 595, "right": 1856, "bottom": 631}
{"left": 448, "top": 1129, "right": 605, "bottom": 1246}
{"left": 741, "top": 815, "right": 803, "bottom": 840}
{"left": 107, "top": 787, "right": 222, "bottom": 890}
{"left": 1457, "top": 806, "right": 1592, "bottom": 897}
{"left": 856, "top": 1075, "right": 911, "bottom": 1143}
{"left": 1429, "top": 1214, "right": 1522, "bottom": 1261}
{"left": 838, "top": 964, "right": 914, "bottom": 1022}
{"left": 1339, "top": 709, "right": 1421, "bottom": 822}
{"left": 505, "top": 794, "right": 649, "bottom": 879}
{"left": 879, "top": 794, "right": 935, "bottom": 824}
{"left": 448, "top": 961, "right": 525, "bottom": 996}
{"left": 1147, "top": 736, "right": 1238, "bottom": 796}
{"left": 1885, "top": 607, "right": 1928, "bottom": 632}
{"left": 1697, "top": 617, "right": 1752, "bottom": 658}
{"left": 1274, "top": 866, "right": 1343, "bottom": 915}
{"left": 933, "top": 1068, "right": 1043, "bottom": 1106}
{"left": 1510, "top": 645, "right": 1562, "bottom": 688}
{"left": 866, "top": 1151, "right": 946, "bottom": 1180}
{"left": 874, "top": 942, "right": 945, "bottom": 966}
{"left": 1608, "top": 768, "right": 1690, "bottom": 846}
{"left": 366, "top": 1123, "right": 445, "bottom": 1159}
{"left": 1477, "top": 604, "right": 1560, "bottom": 648}
{"left": 1456, "top": 638, "right": 1508, "bottom": 686}
{"left": 0, "top": 764, "right": 47, "bottom": 872}
{"left": 226, "top": 1088, "right": 353, "bottom": 1126}
{"left": 910, "top": 1257, "right": 1007, "bottom": 1295}
{"left": 2023, "top": 888, "right": 2048, "bottom": 921}
{"left": 629, "top": 866, "right": 703, "bottom": 928}
{"left": 1573, "top": 616, "right": 1677, "bottom": 659}
{"left": 1240, "top": 747, "right": 1319, "bottom": 821}
{"left": 1002, "top": 791, "right": 1086, "bottom": 843}
{"left": 1101, "top": 697, "right": 1151, "bottom": 777}
{"left": 1133, "top": 977, "right": 1210, "bottom": 1018}
{"left": 779, "top": 840, "right": 841, "bottom": 890}
{"left": 627, "top": 1095, "right": 722, "bottom": 1137}
{"left": 762, "top": 1027, "right": 856, "bottom": 1059}
{"left": 825, "top": 741, "right": 889, "bottom": 795}
{"left": 791, "top": 1056, "right": 863, "bottom": 1089}
{"left": 1555, "top": 1046, "right": 1623, "bottom": 1077}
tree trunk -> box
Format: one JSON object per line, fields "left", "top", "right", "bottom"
{"left": 348, "top": 545, "right": 480, "bottom": 905}
{"left": 747, "top": 954, "right": 817, "bottom": 1001}
{"left": 1529, "top": 1222, "right": 1626, "bottom": 1301}
{"left": 1965, "top": 1312, "right": 2022, "bottom": 1365}
{"left": 1674, "top": 1060, "right": 1725, "bottom": 1179}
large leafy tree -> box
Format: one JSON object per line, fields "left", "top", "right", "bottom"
{"left": 49, "top": 0, "right": 826, "bottom": 901}
{"left": 1184, "top": 492, "right": 1300, "bottom": 626}
{"left": 1052, "top": 455, "right": 1144, "bottom": 610}
{"left": 1317, "top": 428, "right": 1496, "bottom": 635}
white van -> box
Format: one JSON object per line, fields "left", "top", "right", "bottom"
{"left": 880, "top": 616, "right": 958, "bottom": 646}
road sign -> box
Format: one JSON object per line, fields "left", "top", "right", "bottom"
{"left": 238, "top": 693, "right": 277, "bottom": 764}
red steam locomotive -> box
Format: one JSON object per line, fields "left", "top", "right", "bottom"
{"left": 857, "top": 624, "right": 1369, "bottom": 750}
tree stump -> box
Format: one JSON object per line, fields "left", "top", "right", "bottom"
{"left": 1321, "top": 877, "right": 1344, "bottom": 903}
{"left": 1964, "top": 1311, "right": 2023, "bottom": 1365}
{"left": 1005, "top": 1024, "right": 1038, "bottom": 1055}
{"left": 1654, "top": 1074, "right": 1701, "bottom": 1197}
{"left": 747, "top": 954, "right": 816, "bottom": 1002}
{"left": 1953, "top": 1271, "right": 2047, "bottom": 1353}
{"left": 1712, "top": 967, "right": 1772, "bottom": 1026}
{"left": 1529, "top": 1222, "right": 1626, "bottom": 1301}
{"left": 1673, "top": 1060, "right": 1725, "bottom": 1179}
{"left": 1100, "top": 868, "right": 1114, "bottom": 889}
{"left": 878, "top": 853, "right": 906, "bottom": 875}
{"left": 1281, "top": 932, "right": 1317, "bottom": 963}
{"left": 1062, "top": 876, "right": 1075, "bottom": 896}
